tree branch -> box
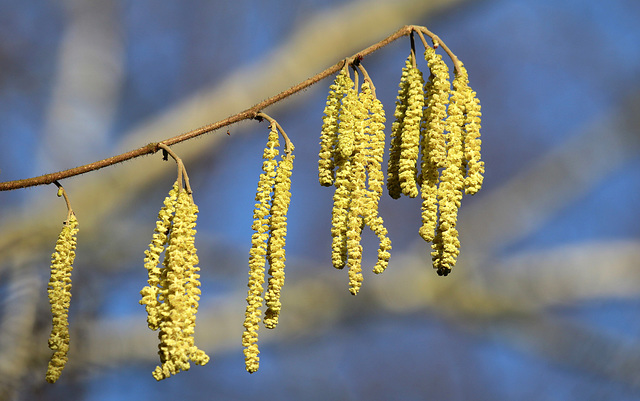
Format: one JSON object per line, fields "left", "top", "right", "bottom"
{"left": 0, "top": 25, "right": 447, "bottom": 192}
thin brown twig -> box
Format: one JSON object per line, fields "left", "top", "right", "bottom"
{"left": 157, "top": 143, "right": 193, "bottom": 198}
{"left": 351, "top": 66, "right": 360, "bottom": 93}
{"left": 53, "top": 181, "right": 74, "bottom": 222}
{"left": 0, "top": 25, "right": 459, "bottom": 192}
{"left": 410, "top": 31, "right": 417, "bottom": 68}
{"left": 413, "top": 26, "right": 462, "bottom": 74}
{"left": 356, "top": 64, "right": 376, "bottom": 99}
{"left": 256, "top": 112, "right": 294, "bottom": 157}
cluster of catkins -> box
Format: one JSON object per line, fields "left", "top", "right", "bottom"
{"left": 243, "top": 119, "right": 294, "bottom": 373}
{"left": 140, "top": 177, "right": 209, "bottom": 380}
{"left": 388, "top": 45, "right": 483, "bottom": 276}
{"left": 41, "top": 32, "right": 484, "bottom": 383}
{"left": 319, "top": 65, "right": 392, "bottom": 295}
{"left": 320, "top": 43, "right": 483, "bottom": 281}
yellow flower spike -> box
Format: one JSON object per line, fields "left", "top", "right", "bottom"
{"left": 264, "top": 153, "right": 294, "bottom": 329}
{"left": 455, "top": 64, "right": 484, "bottom": 195}
{"left": 141, "top": 181, "right": 179, "bottom": 330}
{"left": 319, "top": 68, "right": 348, "bottom": 186}
{"left": 344, "top": 85, "right": 370, "bottom": 295}
{"left": 46, "top": 212, "right": 78, "bottom": 384}
{"left": 177, "top": 194, "right": 209, "bottom": 367}
{"left": 243, "top": 123, "right": 280, "bottom": 373}
{"left": 330, "top": 158, "right": 352, "bottom": 270}
{"left": 422, "top": 46, "right": 450, "bottom": 170}
{"left": 418, "top": 74, "right": 440, "bottom": 243}
{"left": 387, "top": 56, "right": 412, "bottom": 199}
{"left": 363, "top": 85, "right": 385, "bottom": 202}
{"left": 398, "top": 64, "right": 425, "bottom": 199}
{"left": 140, "top": 144, "right": 208, "bottom": 380}
{"left": 359, "top": 81, "right": 392, "bottom": 275}
{"left": 337, "top": 82, "right": 357, "bottom": 159}
{"left": 431, "top": 69, "right": 467, "bottom": 276}
{"left": 419, "top": 164, "right": 439, "bottom": 243}
{"left": 346, "top": 189, "right": 364, "bottom": 294}
{"left": 151, "top": 188, "right": 209, "bottom": 380}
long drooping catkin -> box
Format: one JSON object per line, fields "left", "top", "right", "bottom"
{"left": 46, "top": 214, "right": 78, "bottom": 384}
{"left": 264, "top": 153, "right": 294, "bottom": 329}
{"left": 244, "top": 124, "right": 280, "bottom": 373}
{"left": 330, "top": 76, "right": 359, "bottom": 270}
{"left": 345, "top": 81, "right": 370, "bottom": 295}
{"left": 457, "top": 64, "right": 484, "bottom": 195}
{"left": 398, "top": 61, "right": 425, "bottom": 198}
{"left": 360, "top": 81, "right": 391, "bottom": 275}
{"left": 422, "top": 46, "right": 450, "bottom": 170}
{"left": 141, "top": 181, "right": 178, "bottom": 330}
{"left": 431, "top": 67, "right": 467, "bottom": 276}
{"left": 418, "top": 47, "right": 450, "bottom": 243}
{"left": 319, "top": 68, "right": 349, "bottom": 187}
{"left": 387, "top": 56, "right": 412, "bottom": 199}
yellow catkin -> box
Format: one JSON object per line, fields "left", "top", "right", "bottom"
{"left": 360, "top": 82, "right": 391, "bottom": 274}
{"left": 331, "top": 157, "right": 351, "bottom": 270}
{"left": 152, "top": 190, "right": 209, "bottom": 381}
{"left": 418, "top": 76, "right": 439, "bottom": 243}
{"left": 319, "top": 68, "right": 348, "bottom": 186}
{"left": 345, "top": 84, "right": 370, "bottom": 295}
{"left": 432, "top": 69, "right": 466, "bottom": 276}
{"left": 264, "top": 153, "right": 294, "bottom": 328}
{"left": 346, "top": 202, "right": 364, "bottom": 295}
{"left": 457, "top": 64, "right": 484, "bottom": 195}
{"left": 419, "top": 158, "right": 440, "bottom": 243}
{"left": 243, "top": 125, "right": 279, "bottom": 373}
{"left": 423, "top": 47, "right": 450, "bottom": 170}
{"left": 46, "top": 214, "right": 79, "bottom": 384}
{"left": 398, "top": 63, "right": 425, "bottom": 198}
{"left": 387, "top": 56, "right": 412, "bottom": 199}
{"left": 141, "top": 181, "right": 179, "bottom": 330}
{"left": 337, "top": 79, "right": 357, "bottom": 159}
{"left": 180, "top": 196, "right": 209, "bottom": 367}
{"left": 330, "top": 82, "right": 358, "bottom": 271}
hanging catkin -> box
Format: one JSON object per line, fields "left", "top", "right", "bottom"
{"left": 46, "top": 213, "right": 78, "bottom": 384}
{"left": 264, "top": 152, "right": 294, "bottom": 329}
